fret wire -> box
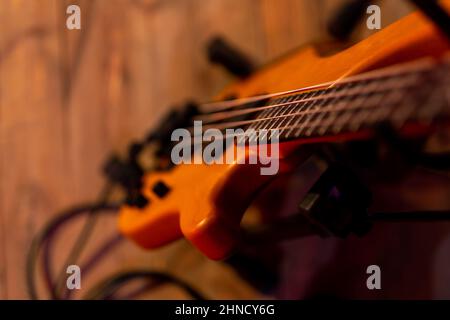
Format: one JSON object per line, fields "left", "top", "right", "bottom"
{"left": 294, "top": 87, "right": 340, "bottom": 137}
{"left": 308, "top": 71, "right": 421, "bottom": 136}
{"left": 278, "top": 101, "right": 300, "bottom": 129}
{"left": 243, "top": 96, "right": 284, "bottom": 143}
{"left": 298, "top": 82, "right": 396, "bottom": 135}
{"left": 393, "top": 70, "right": 440, "bottom": 126}
{"left": 187, "top": 95, "right": 395, "bottom": 145}
{"left": 279, "top": 92, "right": 319, "bottom": 137}
{"left": 182, "top": 84, "right": 446, "bottom": 149}
{"left": 391, "top": 73, "right": 433, "bottom": 127}
{"left": 265, "top": 93, "right": 404, "bottom": 136}
{"left": 260, "top": 94, "right": 302, "bottom": 141}
{"left": 305, "top": 83, "right": 357, "bottom": 136}
{"left": 294, "top": 95, "right": 329, "bottom": 137}
{"left": 196, "top": 84, "right": 400, "bottom": 133}
{"left": 248, "top": 97, "right": 285, "bottom": 139}
{"left": 189, "top": 63, "right": 447, "bottom": 136}
{"left": 181, "top": 72, "right": 448, "bottom": 150}
{"left": 393, "top": 88, "right": 427, "bottom": 127}
{"left": 317, "top": 74, "right": 421, "bottom": 135}
{"left": 348, "top": 96, "right": 384, "bottom": 132}
{"left": 332, "top": 96, "right": 376, "bottom": 133}
{"left": 349, "top": 108, "right": 375, "bottom": 132}
{"left": 268, "top": 96, "right": 295, "bottom": 125}
{"left": 274, "top": 73, "right": 413, "bottom": 135}
{"left": 249, "top": 99, "right": 277, "bottom": 129}
{"left": 338, "top": 79, "right": 398, "bottom": 132}
{"left": 284, "top": 91, "right": 322, "bottom": 138}
{"left": 365, "top": 76, "right": 412, "bottom": 125}
{"left": 366, "top": 99, "right": 396, "bottom": 125}
{"left": 275, "top": 100, "right": 301, "bottom": 138}
{"left": 312, "top": 86, "right": 358, "bottom": 136}
{"left": 319, "top": 88, "right": 365, "bottom": 135}
{"left": 316, "top": 98, "right": 353, "bottom": 136}
{"left": 196, "top": 75, "right": 420, "bottom": 125}
{"left": 201, "top": 58, "right": 435, "bottom": 112}
{"left": 327, "top": 80, "right": 381, "bottom": 135}
{"left": 250, "top": 96, "right": 295, "bottom": 142}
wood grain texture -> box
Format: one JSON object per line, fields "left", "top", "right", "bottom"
{"left": 0, "top": 0, "right": 411, "bottom": 299}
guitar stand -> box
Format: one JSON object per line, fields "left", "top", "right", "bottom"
{"left": 242, "top": 163, "right": 373, "bottom": 245}
{"left": 243, "top": 151, "right": 450, "bottom": 245}
{"left": 236, "top": 159, "right": 450, "bottom": 294}
{"left": 233, "top": 126, "right": 450, "bottom": 292}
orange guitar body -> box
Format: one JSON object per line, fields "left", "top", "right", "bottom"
{"left": 119, "top": 3, "right": 450, "bottom": 260}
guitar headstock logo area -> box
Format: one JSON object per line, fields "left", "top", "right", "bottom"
{"left": 2, "top": 0, "right": 450, "bottom": 317}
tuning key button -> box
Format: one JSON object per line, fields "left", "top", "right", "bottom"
{"left": 152, "top": 181, "right": 171, "bottom": 198}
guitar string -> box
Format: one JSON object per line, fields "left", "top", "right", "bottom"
{"left": 175, "top": 90, "right": 442, "bottom": 151}
{"left": 177, "top": 71, "right": 449, "bottom": 147}
{"left": 189, "top": 91, "right": 407, "bottom": 142}
{"left": 169, "top": 60, "right": 449, "bottom": 149}
{"left": 195, "top": 60, "right": 450, "bottom": 133}
{"left": 192, "top": 72, "right": 423, "bottom": 132}
{"left": 199, "top": 58, "right": 436, "bottom": 112}
{"left": 195, "top": 63, "right": 435, "bottom": 125}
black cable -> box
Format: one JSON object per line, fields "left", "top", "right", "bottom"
{"left": 52, "top": 183, "right": 115, "bottom": 298}
{"left": 418, "top": 152, "right": 450, "bottom": 171}
{"left": 26, "top": 200, "right": 205, "bottom": 301}
{"left": 26, "top": 202, "right": 121, "bottom": 300}
{"left": 26, "top": 99, "right": 201, "bottom": 299}
{"left": 83, "top": 270, "right": 207, "bottom": 300}
{"left": 62, "top": 233, "right": 124, "bottom": 300}
{"left": 242, "top": 210, "right": 450, "bottom": 245}
{"left": 369, "top": 210, "right": 450, "bottom": 222}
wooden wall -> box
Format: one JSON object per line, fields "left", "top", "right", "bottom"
{"left": 0, "top": 0, "right": 411, "bottom": 299}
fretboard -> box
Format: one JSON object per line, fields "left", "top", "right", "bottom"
{"left": 196, "top": 59, "right": 450, "bottom": 143}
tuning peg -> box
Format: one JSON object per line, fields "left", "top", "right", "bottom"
{"left": 328, "top": 0, "right": 450, "bottom": 42}
{"left": 145, "top": 102, "right": 199, "bottom": 144}
{"left": 327, "top": 0, "right": 371, "bottom": 41}
{"left": 207, "top": 36, "right": 255, "bottom": 78}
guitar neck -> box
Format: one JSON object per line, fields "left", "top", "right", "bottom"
{"left": 197, "top": 59, "right": 450, "bottom": 144}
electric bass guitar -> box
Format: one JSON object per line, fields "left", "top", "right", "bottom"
{"left": 118, "top": 3, "right": 450, "bottom": 260}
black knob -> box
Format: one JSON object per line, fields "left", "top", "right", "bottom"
{"left": 152, "top": 180, "right": 171, "bottom": 198}
{"left": 327, "top": 0, "right": 371, "bottom": 41}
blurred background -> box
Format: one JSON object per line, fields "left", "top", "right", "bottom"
{"left": 0, "top": 0, "right": 433, "bottom": 299}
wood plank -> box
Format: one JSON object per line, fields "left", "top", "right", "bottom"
{"left": 0, "top": 0, "right": 413, "bottom": 299}
{"left": 0, "top": 0, "right": 66, "bottom": 299}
